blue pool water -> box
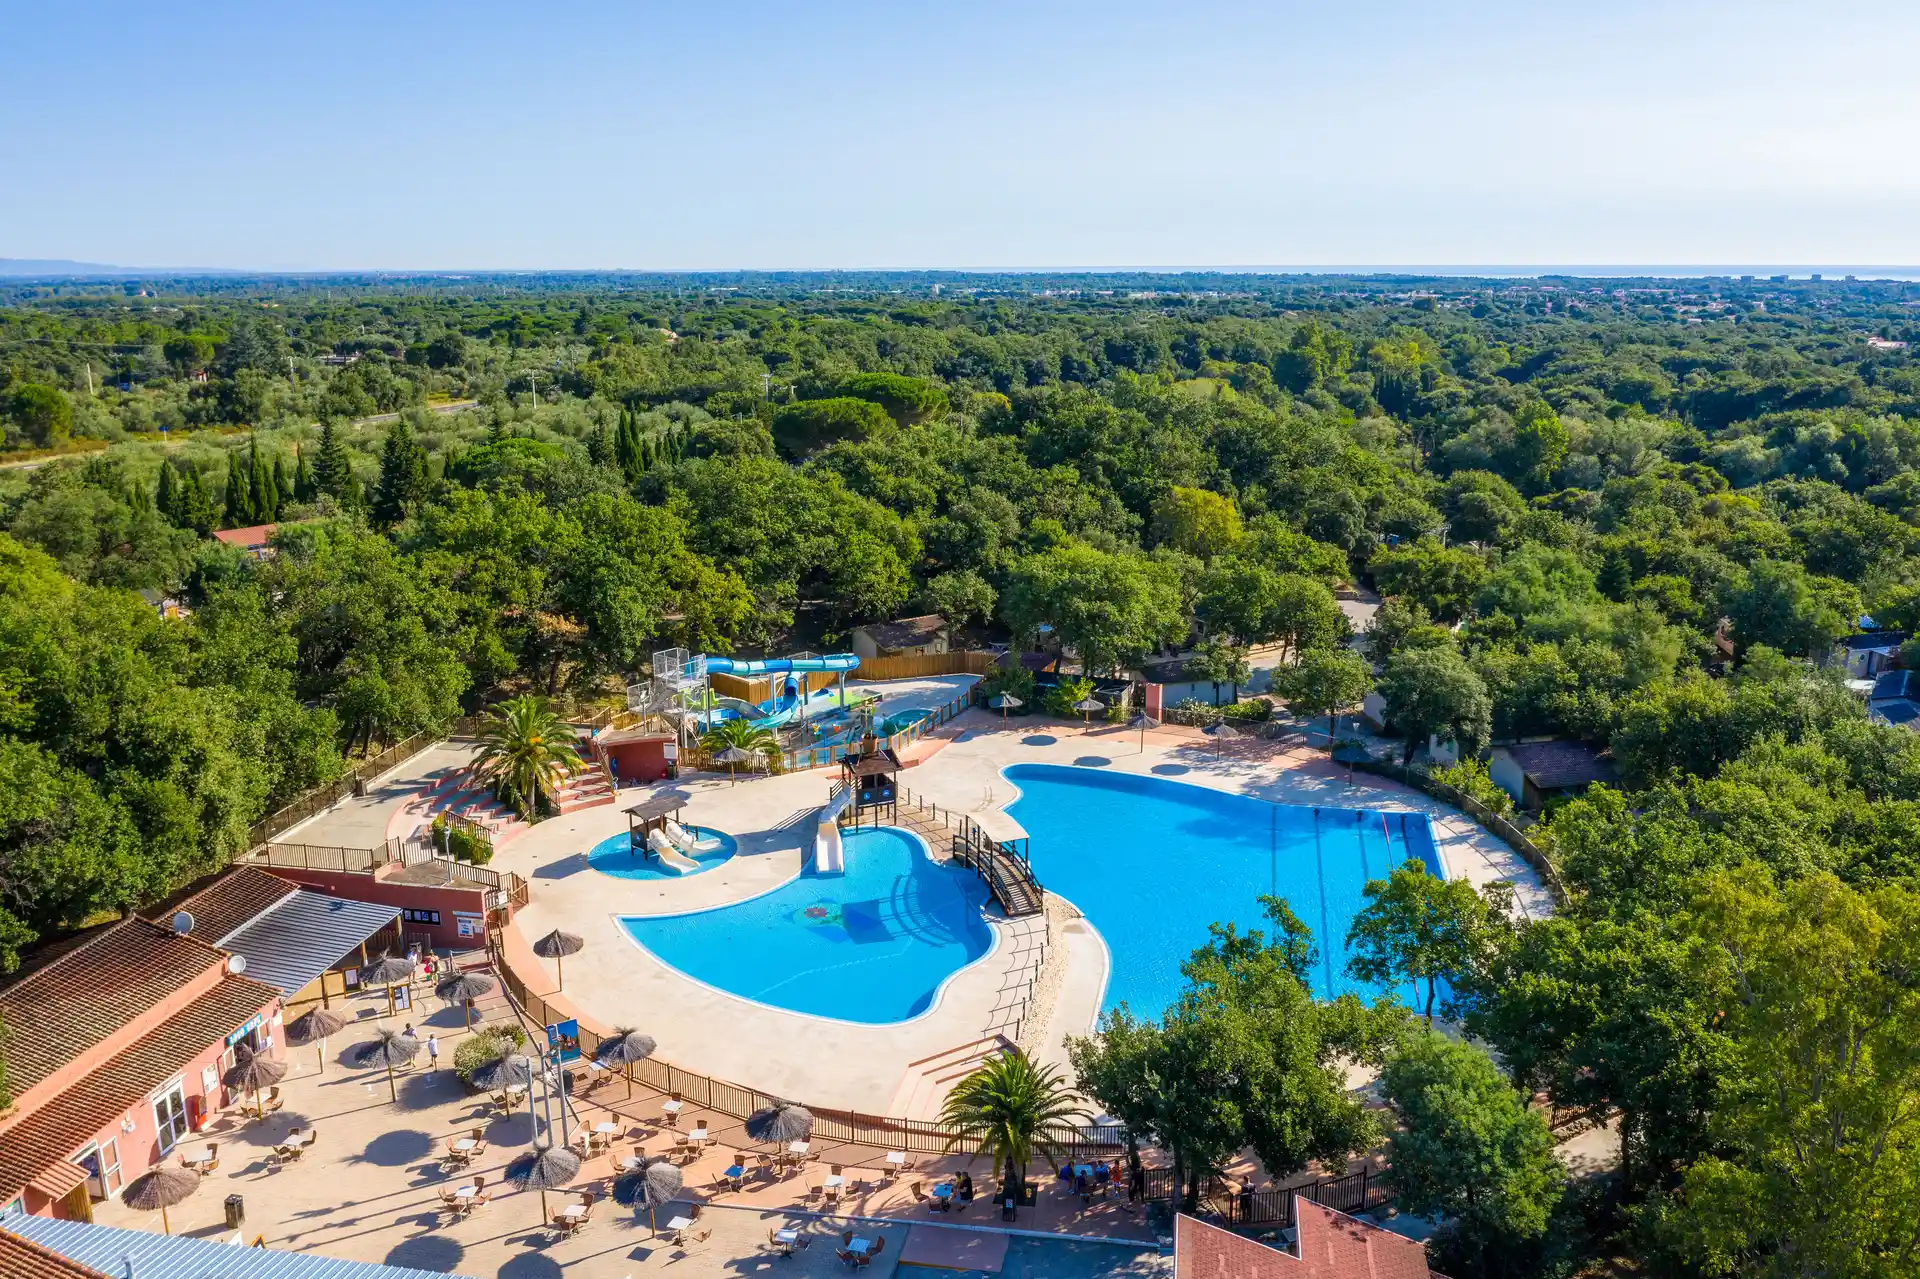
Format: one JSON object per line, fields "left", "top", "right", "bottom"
{"left": 618, "top": 827, "right": 994, "bottom": 1023}
{"left": 588, "top": 827, "right": 737, "bottom": 880}
{"left": 1002, "top": 764, "right": 1443, "bottom": 1015}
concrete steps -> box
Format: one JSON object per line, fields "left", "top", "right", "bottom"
{"left": 885, "top": 1035, "right": 1015, "bottom": 1120}
{"left": 553, "top": 747, "right": 616, "bottom": 814}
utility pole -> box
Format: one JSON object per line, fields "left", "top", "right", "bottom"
{"left": 527, "top": 371, "right": 537, "bottom": 409}
{"left": 84, "top": 363, "right": 94, "bottom": 396}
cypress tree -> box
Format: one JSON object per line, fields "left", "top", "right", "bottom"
{"left": 127, "top": 476, "right": 152, "bottom": 514}
{"left": 588, "top": 421, "right": 614, "bottom": 468}
{"left": 223, "top": 449, "right": 253, "bottom": 527}
{"left": 372, "top": 418, "right": 430, "bottom": 526}
{"left": 314, "top": 419, "right": 353, "bottom": 500}
{"left": 248, "top": 436, "right": 277, "bottom": 523}
{"left": 272, "top": 454, "right": 292, "bottom": 512}
{"left": 179, "top": 465, "right": 216, "bottom": 536}
{"left": 155, "top": 462, "right": 179, "bottom": 525}
{"left": 292, "top": 446, "right": 316, "bottom": 502}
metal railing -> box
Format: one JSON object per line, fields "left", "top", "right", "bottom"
{"left": 486, "top": 925, "right": 1124, "bottom": 1159}
{"left": 1140, "top": 1166, "right": 1383, "bottom": 1227}
{"left": 245, "top": 714, "right": 483, "bottom": 849}
{"left": 1346, "top": 757, "right": 1567, "bottom": 904}
{"left": 778, "top": 683, "right": 982, "bottom": 773}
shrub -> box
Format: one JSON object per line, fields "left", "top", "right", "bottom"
{"left": 453, "top": 1024, "right": 527, "bottom": 1083}
{"left": 1431, "top": 756, "right": 1512, "bottom": 815}
{"left": 1044, "top": 676, "right": 1095, "bottom": 718}
{"left": 1222, "top": 697, "right": 1274, "bottom": 723}
{"left": 447, "top": 825, "right": 494, "bottom": 865}
{"left": 980, "top": 661, "right": 1035, "bottom": 709}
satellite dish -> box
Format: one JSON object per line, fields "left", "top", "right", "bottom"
{"left": 171, "top": 911, "right": 195, "bottom": 936}
{"left": 226, "top": 954, "right": 247, "bottom": 975}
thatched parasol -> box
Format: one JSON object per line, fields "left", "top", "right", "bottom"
{"left": 360, "top": 954, "right": 415, "bottom": 1018}
{"left": 613, "top": 1155, "right": 684, "bottom": 1234}
{"left": 123, "top": 1162, "right": 198, "bottom": 1234}
{"left": 744, "top": 1101, "right": 814, "bottom": 1145}
{"left": 285, "top": 1005, "right": 352, "bottom": 1073}
{"left": 531, "top": 929, "right": 584, "bottom": 991}
{"left": 469, "top": 1051, "right": 536, "bottom": 1093}
{"left": 508, "top": 1142, "right": 581, "bottom": 1221}
{"left": 594, "top": 1027, "right": 656, "bottom": 1098}
{"left": 990, "top": 692, "right": 1022, "bottom": 722}
{"left": 222, "top": 1048, "right": 287, "bottom": 1117}
{"left": 1072, "top": 696, "right": 1105, "bottom": 730}
{"left": 435, "top": 971, "right": 496, "bottom": 1030}
{"left": 1127, "top": 711, "right": 1159, "bottom": 751}
{"left": 353, "top": 1026, "right": 421, "bottom": 1102}
{"left": 713, "top": 744, "right": 753, "bottom": 783}
{"left": 1205, "top": 720, "right": 1241, "bottom": 756}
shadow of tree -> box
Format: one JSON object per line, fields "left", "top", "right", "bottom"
{"left": 384, "top": 1233, "right": 466, "bottom": 1272}
{"left": 359, "top": 1129, "right": 436, "bottom": 1167}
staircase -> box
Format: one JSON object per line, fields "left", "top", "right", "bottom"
{"left": 553, "top": 746, "right": 616, "bottom": 814}
{"left": 417, "top": 773, "right": 528, "bottom": 846}
{"left": 885, "top": 1035, "right": 1017, "bottom": 1120}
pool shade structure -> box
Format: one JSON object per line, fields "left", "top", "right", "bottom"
{"left": 713, "top": 744, "right": 754, "bottom": 783}
{"left": 1072, "top": 697, "right": 1105, "bottom": 730}
{"left": 435, "top": 971, "right": 496, "bottom": 1030}
{"left": 284, "top": 1005, "right": 351, "bottom": 1074}
{"left": 354, "top": 1026, "right": 421, "bottom": 1101}
{"left": 840, "top": 750, "right": 901, "bottom": 823}
{"left": 745, "top": 1101, "right": 814, "bottom": 1145}
{"left": 594, "top": 1027, "right": 657, "bottom": 1098}
{"left": 990, "top": 693, "right": 1022, "bottom": 721}
{"left": 532, "top": 929, "right": 584, "bottom": 991}
{"left": 627, "top": 794, "right": 688, "bottom": 854}
{"left": 1205, "top": 720, "right": 1241, "bottom": 756}
{"left": 614, "top": 1157, "right": 684, "bottom": 1235}
{"left": 359, "top": 954, "right": 415, "bottom": 1018}
{"left": 508, "top": 1142, "right": 581, "bottom": 1222}
{"left": 122, "top": 1162, "right": 198, "bottom": 1235}
{"left": 221, "top": 1047, "right": 286, "bottom": 1118}
{"left": 1127, "top": 711, "right": 1159, "bottom": 751}
{"left": 1331, "top": 742, "right": 1371, "bottom": 783}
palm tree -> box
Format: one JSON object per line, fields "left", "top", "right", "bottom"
{"left": 472, "top": 695, "right": 581, "bottom": 819}
{"left": 698, "top": 717, "right": 781, "bottom": 773}
{"left": 939, "top": 1049, "right": 1088, "bottom": 1205}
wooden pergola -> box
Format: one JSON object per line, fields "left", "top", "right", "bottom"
{"left": 626, "top": 794, "right": 687, "bottom": 856}
{"left": 840, "top": 749, "right": 901, "bottom": 824}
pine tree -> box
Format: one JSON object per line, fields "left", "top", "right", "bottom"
{"left": 127, "top": 477, "right": 152, "bottom": 514}
{"left": 588, "top": 421, "right": 614, "bottom": 468}
{"left": 223, "top": 449, "right": 254, "bottom": 528}
{"left": 292, "top": 446, "right": 316, "bottom": 502}
{"left": 248, "top": 436, "right": 277, "bottom": 523}
{"left": 155, "top": 462, "right": 179, "bottom": 525}
{"left": 271, "top": 455, "right": 291, "bottom": 513}
{"left": 178, "top": 465, "right": 216, "bottom": 536}
{"left": 314, "top": 419, "right": 354, "bottom": 501}
{"left": 372, "top": 417, "right": 430, "bottom": 526}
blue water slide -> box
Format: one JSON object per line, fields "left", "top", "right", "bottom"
{"left": 702, "top": 654, "right": 862, "bottom": 727}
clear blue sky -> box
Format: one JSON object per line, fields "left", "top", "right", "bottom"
{"left": 2, "top": 1, "right": 1913, "bottom": 271}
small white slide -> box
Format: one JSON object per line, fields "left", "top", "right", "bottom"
{"left": 664, "top": 820, "right": 722, "bottom": 854}
{"left": 814, "top": 787, "right": 854, "bottom": 875}
{"left": 646, "top": 829, "right": 702, "bottom": 875}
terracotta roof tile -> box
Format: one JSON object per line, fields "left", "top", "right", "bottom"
{"left": 0, "top": 975, "right": 280, "bottom": 1203}
{"left": 0, "top": 1230, "right": 109, "bottom": 1279}
{"left": 166, "top": 866, "right": 299, "bottom": 943}
{"left": 1175, "top": 1205, "right": 1437, "bottom": 1279}
{"left": 0, "top": 920, "right": 228, "bottom": 1096}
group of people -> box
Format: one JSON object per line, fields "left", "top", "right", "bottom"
{"left": 1059, "top": 1160, "right": 1116, "bottom": 1202}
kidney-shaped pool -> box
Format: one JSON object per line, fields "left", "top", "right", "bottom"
{"left": 617, "top": 826, "right": 994, "bottom": 1024}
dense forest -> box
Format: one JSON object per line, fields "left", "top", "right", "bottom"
{"left": 6, "top": 270, "right": 1920, "bottom": 1275}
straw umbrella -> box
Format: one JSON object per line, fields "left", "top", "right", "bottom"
{"left": 1127, "top": 711, "right": 1159, "bottom": 752}
{"left": 613, "top": 1155, "right": 684, "bottom": 1236}
{"left": 745, "top": 1101, "right": 815, "bottom": 1146}
{"left": 990, "top": 693, "right": 1022, "bottom": 722}
{"left": 285, "top": 1005, "right": 351, "bottom": 1074}
{"left": 532, "top": 929, "right": 584, "bottom": 991}
{"left": 508, "top": 1142, "right": 581, "bottom": 1222}
{"left": 354, "top": 1026, "right": 421, "bottom": 1102}
{"left": 594, "top": 1027, "right": 657, "bottom": 1099}
{"left": 360, "top": 954, "right": 415, "bottom": 1018}
{"left": 1072, "top": 696, "right": 1105, "bottom": 731}
{"left": 1206, "top": 720, "right": 1241, "bottom": 757}
{"left": 470, "top": 1051, "right": 536, "bottom": 1097}
{"left": 222, "top": 1047, "right": 287, "bottom": 1118}
{"left": 1332, "top": 741, "right": 1370, "bottom": 785}
{"left": 713, "top": 744, "right": 752, "bottom": 783}
{"left": 123, "top": 1162, "right": 198, "bottom": 1234}
{"left": 435, "top": 971, "right": 495, "bottom": 1031}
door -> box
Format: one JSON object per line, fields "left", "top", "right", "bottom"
{"left": 153, "top": 1081, "right": 189, "bottom": 1154}
{"left": 75, "top": 1145, "right": 105, "bottom": 1201}
{"left": 97, "top": 1139, "right": 121, "bottom": 1197}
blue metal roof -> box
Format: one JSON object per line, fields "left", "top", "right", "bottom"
{"left": 214, "top": 889, "right": 401, "bottom": 995}
{"left": 1872, "top": 670, "right": 1919, "bottom": 702}
{"left": 6, "top": 1215, "right": 479, "bottom": 1279}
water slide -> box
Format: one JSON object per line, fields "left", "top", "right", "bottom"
{"left": 645, "top": 829, "right": 702, "bottom": 875}
{"left": 702, "top": 654, "right": 862, "bottom": 729}
{"left": 814, "top": 786, "right": 855, "bottom": 875}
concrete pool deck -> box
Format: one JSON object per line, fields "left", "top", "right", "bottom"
{"left": 483, "top": 684, "right": 1546, "bottom": 1118}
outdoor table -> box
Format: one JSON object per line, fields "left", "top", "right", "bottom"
{"left": 594, "top": 1121, "right": 618, "bottom": 1135}
{"left": 787, "top": 1140, "right": 809, "bottom": 1154}
{"left": 850, "top": 1237, "right": 875, "bottom": 1255}
{"left": 454, "top": 1186, "right": 478, "bottom": 1201}
{"left": 690, "top": 1126, "right": 709, "bottom": 1142}
{"left": 452, "top": 1138, "right": 476, "bottom": 1152}
{"left": 558, "top": 1203, "right": 586, "bottom": 1220}
{"left": 774, "top": 1229, "right": 799, "bottom": 1244}
{"left": 662, "top": 1099, "right": 683, "bottom": 1116}
{"left": 932, "top": 1182, "right": 954, "bottom": 1200}
{"left": 884, "top": 1152, "right": 907, "bottom": 1167}
{"left": 1074, "top": 1164, "right": 1095, "bottom": 1178}
{"left": 665, "top": 1215, "right": 694, "bottom": 1240}
{"left": 725, "top": 1163, "right": 747, "bottom": 1186}
{"left": 823, "top": 1174, "right": 844, "bottom": 1189}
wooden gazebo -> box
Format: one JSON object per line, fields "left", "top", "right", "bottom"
{"left": 840, "top": 748, "right": 901, "bottom": 824}
{"left": 626, "top": 794, "right": 687, "bottom": 856}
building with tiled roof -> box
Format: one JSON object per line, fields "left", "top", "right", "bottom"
{"left": 0, "top": 1228, "right": 109, "bottom": 1279}
{"left": 851, "top": 613, "right": 949, "bottom": 660}
{"left": 162, "top": 865, "right": 299, "bottom": 944}
{"left": 1488, "top": 739, "right": 1617, "bottom": 811}
{"left": 1175, "top": 1204, "right": 1442, "bottom": 1279}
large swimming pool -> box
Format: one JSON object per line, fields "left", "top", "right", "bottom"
{"left": 1002, "top": 764, "right": 1443, "bottom": 1015}
{"left": 618, "top": 827, "right": 994, "bottom": 1024}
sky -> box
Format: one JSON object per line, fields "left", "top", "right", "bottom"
{"left": 2, "top": 0, "right": 1916, "bottom": 272}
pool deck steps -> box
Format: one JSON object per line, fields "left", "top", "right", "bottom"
{"left": 885, "top": 1035, "right": 1016, "bottom": 1120}
{"left": 553, "top": 747, "right": 617, "bottom": 814}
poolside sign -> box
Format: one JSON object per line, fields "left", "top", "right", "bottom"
{"left": 546, "top": 1019, "right": 581, "bottom": 1063}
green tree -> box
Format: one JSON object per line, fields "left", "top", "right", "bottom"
{"left": 841, "top": 372, "right": 949, "bottom": 425}
{"left": 1370, "top": 538, "right": 1488, "bottom": 622}
{"left": 371, "top": 417, "right": 431, "bottom": 527}
{"left": 1281, "top": 646, "right": 1373, "bottom": 750}
{"left": 1380, "top": 1032, "right": 1564, "bottom": 1279}
{"left": 292, "top": 446, "right": 316, "bottom": 502}
{"left": 1346, "top": 859, "right": 1508, "bottom": 1023}
{"left": 312, "top": 419, "right": 358, "bottom": 506}
{"left": 175, "top": 464, "right": 217, "bottom": 536}
{"left": 248, "top": 437, "right": 279, "bottom": 523}
{"left": 6, "top": 384, "right": 72, "bottom": 448}
{"left": 918, "top": 569, "right": 996, "bottom": 644}
{"left": 1727, "top": 558, "right": 1858, "bottom": 657}
{"left": 1189, "top": 634, "right": 1250, "bottom": 704}
{"left": 940, "top": 1050, "right": 1087, "bottom": 1201}
{"left": 771, "top": 396, "right": 892, "bottom": 457}
{"left": 222, "top": 448, "right": 255, "bottom": 528}
{"left": 1378, "top": 645, "right": 1492, "bottom": 763}
{"left": 471, "top": 695, "right": 581, "bottom": 819}
{"left": 698, "top": 717, "right": 781, "bottom": 772}
{"left": 1152, "top": 486, "right": 1242, "bottom": 560}
{"left": 1000, "top": 541, "right": 1184, "bottom": 674}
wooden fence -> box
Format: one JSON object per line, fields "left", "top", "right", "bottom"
{"left": 487, "top": 928, "right": 1124, "bottom": 1160}
{"left": 857, "top": 649, "right": 998, "bottom": 681}
{"left": 244, "top": 838, "right": 406, "bottom": 874}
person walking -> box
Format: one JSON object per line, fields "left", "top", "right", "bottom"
{"left": 427, "top": 1033, "right": 440, "bottom": 1072}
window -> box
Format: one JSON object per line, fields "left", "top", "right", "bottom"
{"left": 403, "top": 908, "right": 441, "bottom": 925}
{"left": 153, "top": 1081, "right": 189, "bottom": 1154}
